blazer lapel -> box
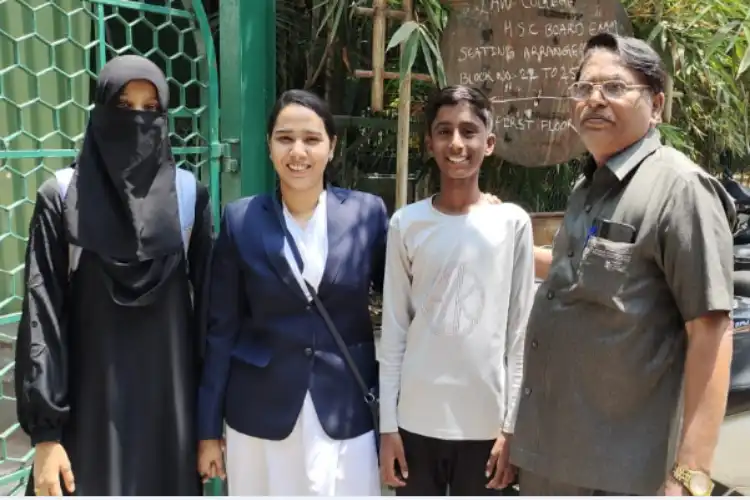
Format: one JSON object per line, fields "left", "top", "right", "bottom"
{"left": 261, "top": 197, "right": 308, "bottom": 302}
{"left": 320, "top": 187, "right": 349, "bottom": 293}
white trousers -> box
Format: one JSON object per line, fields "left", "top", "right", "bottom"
{"left": 226, "top": 392, "right": 380, "bottom": 496}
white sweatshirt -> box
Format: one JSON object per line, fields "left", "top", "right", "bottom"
{"left": 379, "top": 198, "right": 535, "bottom": 440}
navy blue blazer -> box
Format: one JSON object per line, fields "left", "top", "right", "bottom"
{"left": 197, "top": 187, "right": 388, "bottom": 441}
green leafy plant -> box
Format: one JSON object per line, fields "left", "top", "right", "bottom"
{"left": 628, "top": 0, "right": 750, "bottom": 169}
{"left": 385, "top": 1, "right": 448, "bottom": 87}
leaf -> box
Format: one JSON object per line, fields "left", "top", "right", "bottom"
{"left": 419, "top": 25, "right": 447, "bottom": 87}
{"left": 686, "top": 5, "right": 715, "bottom": 29}
{"left": 387, "top": 21, "right": 419, "bottom": 52}
{"left": 419, "top": 35, "right": 437, "bottom": 85}
{"left": 738, "top": 30, "right": 750, "bottom": 78}
{"left": 646, "top": 22, "right": 663, "bottom": 43}
{"left": 316, "top": 0, "right": 345, "bottom": 38}
{"left": 435, "top": 56, "right": 447, "bottom": 88}
{"left": 418, "top": 25, "right": 440, "bottom": 57}
{"left": 737, "top": 47, "right": 750, "bottom": 78}
{"left": 422, "top": 0, "right": 444, "bottom": 32}
{"left": 706, "top": 21, "right": 740, "bottom": 56}
{"left": 398, "top": 30, "right": 421, "bottom": 82}
{"left": 328, "top": 0, "right": 346, "bottom": 38}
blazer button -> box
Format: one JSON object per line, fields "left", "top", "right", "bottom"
{"left": 304, "top": 348, "right": 313, "bottom": 357}
{"left": 531, "top": 340, "right": 538, "bottom": 349}
{"left": 546, "top": 290, "right": 554, "bottom": 300}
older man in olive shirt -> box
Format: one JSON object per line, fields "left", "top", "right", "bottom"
{"left": 511, "top": 34, "right": 735, "bottom": 496}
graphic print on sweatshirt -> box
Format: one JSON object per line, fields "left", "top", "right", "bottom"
{"left": 419, "top": 245, "right": 486, "bottom": 338}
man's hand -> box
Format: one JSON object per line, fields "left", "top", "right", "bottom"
{"left": 485, "top": 432, "right": 515, "bottom": 489}
{"left": 662, "top": 477, "right": 687, "bottom": 496}
{"left": 198, "top": 439, "right": 226, "bottom": 484}
{"left": 481, "top": 192, "right": 502, "bottom": 205}
{"left": 533, "top": 246, "right": 552, "bottom": 280}
{"left": 380, "top": 432, "right": 408, "bottom": 487}
{"left": 676, "top": 313, "right": 732, "bottom": 474}
{"left": 33, "top": 442, "right": 75, "bottom": 496}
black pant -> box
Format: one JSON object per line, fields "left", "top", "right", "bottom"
{"left": 395, "top": 428, "right": 517, "bottom": 496}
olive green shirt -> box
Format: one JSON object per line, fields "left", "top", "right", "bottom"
{"left": 510, "top": 129, "right": 735, "bottom": 495}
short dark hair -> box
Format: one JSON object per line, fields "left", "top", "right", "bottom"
{"left": 576, "top": 33, "right": 667, "bottom": 94}
{"left": 424, "top": 85, "right": 493, "bottom": 133}
{"left": 267, "top": 89, "right": 336, "bottom": 140}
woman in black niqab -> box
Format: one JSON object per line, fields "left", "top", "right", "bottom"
{"left": 15, "top": 54, "right": 213, "bottom": 496}
{"left": 67, "top": 54, "right": 185, "bottom": 305}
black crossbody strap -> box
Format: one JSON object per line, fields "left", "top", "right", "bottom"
{"left": 271, "top": 196, "right": 379, "bottom": 430}
{"left": 302, "top": 280, "right": 377, "bottom": 408}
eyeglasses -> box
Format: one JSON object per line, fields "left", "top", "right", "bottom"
{"left": 568, "top": 80, "right": 650, "bottom": 101}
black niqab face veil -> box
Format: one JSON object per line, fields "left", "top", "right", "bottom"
{"left": 64, "top": 54, "right": 183, "bottom": 262}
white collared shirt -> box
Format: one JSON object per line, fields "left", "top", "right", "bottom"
{"left": 282, "top": 190, "right": 328, "bottom": 296}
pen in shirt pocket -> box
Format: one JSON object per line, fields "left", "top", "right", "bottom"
{"left": 584, "top": 223, "right": 597, "bottom": 248}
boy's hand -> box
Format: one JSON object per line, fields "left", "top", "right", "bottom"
{"left": 486, "top": 432, "right": 514, "bottom": 489}
{"left": 380, "top": 432, "right": 409, "bottom": 487}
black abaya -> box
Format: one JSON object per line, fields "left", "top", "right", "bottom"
{"left": 15, "top": 54, "right": 212, "bottom": 496}
{"left": 15, "top": 178, "right": 212, "bottom": 496}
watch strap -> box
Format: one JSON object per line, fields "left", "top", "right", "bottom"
{"left": 672, "top": 464, "right": 714, "bottom": 496}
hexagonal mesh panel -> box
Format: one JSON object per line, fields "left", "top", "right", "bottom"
{"left": 0, "top": 0, "right": 219, "bottom": 493}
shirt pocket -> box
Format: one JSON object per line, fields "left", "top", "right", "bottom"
{"left": 575, "top": 236, "right": 636, "bottom": 301}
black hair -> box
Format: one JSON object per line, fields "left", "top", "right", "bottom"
{"left": 267, "top": 89, "right": 336, "bottom": 140}
{"left": 423, "top": 85, "right": 493, "bottom": 134}
{"left": 575, "top": 33, "right": 667, "bottom": 94}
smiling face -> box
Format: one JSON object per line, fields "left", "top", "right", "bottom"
{"left": 117, "top": 79, "right": 160, "bottom": 111}
{"left": 571, "top": 49, "right": 664, "bottom": 164}
{"left": 268, "top": 103, "right": 336, "bottom": 193}
{"left": 426, "top": 100, "right": 495, "bottom": 181}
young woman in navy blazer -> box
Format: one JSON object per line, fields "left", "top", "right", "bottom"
{"left": 197, "top": 90, "right": 387, "bottom": 495}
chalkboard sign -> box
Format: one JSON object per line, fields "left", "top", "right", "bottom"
{"left": 440, "top": 0, "right": 632, "bottom": 167}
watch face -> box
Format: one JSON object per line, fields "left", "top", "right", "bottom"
{"left": 689, "top": 473, "right": 713, "bottom": 495}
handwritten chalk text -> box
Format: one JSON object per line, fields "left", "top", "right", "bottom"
{"left": 495, "top": 116, "right": 572, "bottom": 132}
{"left": 458, "top": 45, "right": 516, "bottom": 62}
{"left": 523, "top": 44, "right": 584, "bottom": 63}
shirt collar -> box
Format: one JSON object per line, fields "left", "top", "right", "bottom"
{"left": 583, "top": 127, "right": 663, "bottom": 182}
{"left": 283, "top": 189, "right": 328, "bottom": 236}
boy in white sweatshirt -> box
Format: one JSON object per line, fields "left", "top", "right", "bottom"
{"left": 378, "top": 85, "right": 535, "bottom": 496}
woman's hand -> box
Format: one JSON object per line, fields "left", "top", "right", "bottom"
{"left": 33, "top": 442, "right": 75, "bottom": 496}
{"left": 198, "top": 439, "right": 226, "bottom": 483}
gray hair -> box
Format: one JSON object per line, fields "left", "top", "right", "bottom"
{"left": 575, "top": 33, "right": 667, "bottom": 94}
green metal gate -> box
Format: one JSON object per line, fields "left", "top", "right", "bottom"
{"left": 0, "top": 0, "right": 220, "bottom": 493}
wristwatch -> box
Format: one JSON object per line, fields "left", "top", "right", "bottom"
{"left": 671, "top": 464, "right": 714, "bottom": 496}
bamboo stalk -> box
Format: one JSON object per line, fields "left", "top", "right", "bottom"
{"left": 663, "top": 41, "right": 677, "bottom": 123}
{"left": 371, "top": 0, "right": 386, "bottom": 112}
{"left": 395, "top": 0, "right": 413, "bottom": 209}
{"left": 354, "top": 69, "right": 432, "bottom": 82}
{"left": 353, "top": 6, "right": 407, "bottom": 20}
{"left": 663, "top": 75, "right": 673, "bottom": 123}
